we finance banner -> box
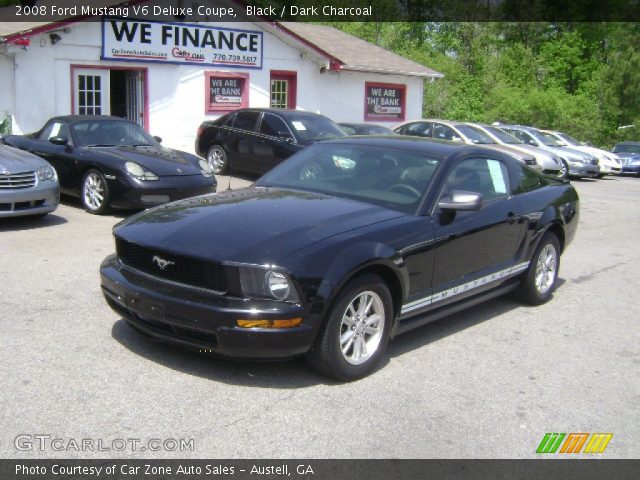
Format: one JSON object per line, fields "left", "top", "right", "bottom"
{"left": 102, "top": 18, "right": 263, "bottom": 69}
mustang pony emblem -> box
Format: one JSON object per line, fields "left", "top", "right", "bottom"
{"left": 152, "top": 255, "right": 175, "bottom": 270}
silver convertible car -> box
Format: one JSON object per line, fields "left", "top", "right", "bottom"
{"left": 0, "top": 143, "right": 59, "bottom": 218}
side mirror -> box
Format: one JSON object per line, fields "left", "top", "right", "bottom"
{"left": 277, "top": 131, "right": 295, "bottom": 142}
{"left": 451, "top": 136, "right": 463, "bottom": 143}
{"left": 438, "top": 190, "right": 483, "bottom": 211}
{"left": 153, "top": 136, "right": 162, "bottom": 143}
{"left": 49, "top": 136, "right": 68, "bottom": 146}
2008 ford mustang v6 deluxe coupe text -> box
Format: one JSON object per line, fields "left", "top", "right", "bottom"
{"left": 100, "top": 136, "right": 578, "bottom": 380}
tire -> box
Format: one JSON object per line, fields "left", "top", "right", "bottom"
{"left": 597, "top": 173, "right": 605, "bottom": 178}
{"left": 207, "top": 145, "right": 229, "bottom": 175}
{"left": 307, "top": 274, "right": 393, "bottom": 381}
{"left": 516, "top": 233, "right": 561, "bottom": 305}
{"left": 81, "top": 169, "right": 110, "bottom": 215}
{"left": 558, "top": 160, "right": 569, "bottom": 179}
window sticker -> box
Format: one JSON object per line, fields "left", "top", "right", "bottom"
{"left": 487, "top": 159, "right": 507, "bottom": 194}
{"left": 291, "top": 121, "right": 307, "bottom": 131}
{"left": 50, "top": 123, "right": 61, "bottom": 138}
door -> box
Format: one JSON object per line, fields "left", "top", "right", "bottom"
{"left": 228, "top": 110, "right": 261, "bottom": 172}
{"left": 73, "top": 69, "right": 110, "bottom": 116}
{"left": 430, "top": 157, "right": 526, "bottom": 307}
{"left": 256, "top": 112, "right": 298, "bottom": 173}
{"left": 125, "top": 71, "right": 144, "bottom": 127}
{"left": 32, "top": 120, "right": 77, "bottom": 191}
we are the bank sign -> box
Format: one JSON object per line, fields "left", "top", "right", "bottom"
{"left": 102, "top": 18, "right": 263, "bottom": 69}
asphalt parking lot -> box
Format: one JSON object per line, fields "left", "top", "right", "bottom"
{"left": 1, "top": 174, "right": 639, "bottom": 459}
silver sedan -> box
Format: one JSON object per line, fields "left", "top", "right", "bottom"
{"left": 0, "top": 143, "right": 59, "bottom": 218}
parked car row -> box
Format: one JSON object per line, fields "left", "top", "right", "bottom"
{"left": 2, "top": 110, "right": 638, "bottom": 220}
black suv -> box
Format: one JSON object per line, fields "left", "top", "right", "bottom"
{"left": 195, "top": 108, "right": 346, "bottom": 175}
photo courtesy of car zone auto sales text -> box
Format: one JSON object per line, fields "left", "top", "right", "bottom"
{"left": 0, "top": 0, "right": 638, "bottom": 479}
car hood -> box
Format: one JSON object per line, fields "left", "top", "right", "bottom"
{"left": 540, "top": 145, "right": 589, "bottom": 162}
{"left": 568, "top": 145, "right": 619, "bottom": 164}
{"left": 480, "top": 144, "right": 535, "bottom": 162}
{"left": 0, "top": 144, "right": 50, "bottom": 172}
{"left": 114, "top": 187, "right": 406, "bottom": 264}
{"left": 86, "top": 145, "right": 202, "bottom": 176}
{"left": 501, "top": 144, "right": 558, "bottom": 163}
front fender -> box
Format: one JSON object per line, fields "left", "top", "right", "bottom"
{"left": 314, "top": 241, "right": 407, "bottom": 323}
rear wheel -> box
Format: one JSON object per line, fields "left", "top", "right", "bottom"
{"left": 81, "top": 169, "right": 110, "bottom": 215}
{"left": 516, "top": 233, "right": 560, "bottom": 305}
{"left": 307, "top": 274, "right": 392, "bottom": 381}
{"left": 207, "top": 145, "right": 229, "bottom": 175}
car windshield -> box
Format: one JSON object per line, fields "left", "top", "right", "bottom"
{"left": 612, "top": 144, "right": 640, "bottom": 154}
{"left": 72, "top": 120, "right": 158, "bottom": 147}
{"left": 286, "top": 114, "right": 347, "bottom": 142}
{"left": 485, "top": 126, "right": 523, "bottom": 144}
{"left": 533, "top": 130, "right": 564, "bottom": 147}
{"left": 556, "top": 132, "right": 582, "bottom": 146}
{"left": 256, "top": 143, "right": 442, "bottom": 214}
{"left": 455, "top": 125, "right": 496, "bottom": 144}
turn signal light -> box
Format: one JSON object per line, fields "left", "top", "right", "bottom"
{"left": 237, "top": 318, "right": 303, "bottom": 329}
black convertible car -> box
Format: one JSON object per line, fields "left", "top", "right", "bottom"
{"left": 4, "top": 116, "right": 216, "bottom": 214}
{"left": 100, "top": 136, "right": 579, "bottom": 380}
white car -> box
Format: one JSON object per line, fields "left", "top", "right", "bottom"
{"left": 542, "top": 130, "right": 621, "bottom": 176}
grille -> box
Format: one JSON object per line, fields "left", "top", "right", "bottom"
{"left": 116, "top": 238, "right": 227, "bottom": 292}
{"left": 0, "top": 171, "right": 36, "bottom": 189}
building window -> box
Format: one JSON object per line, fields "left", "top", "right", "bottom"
{"left": 78, "top": 74, "right": 103, "bottom": 115}
{"left": 364, "top": 82, "right": 406, "bottom": 122}
{"left": 270, "top": 71, "right": 297, "bottom": 109}
{"left": 205, "top": 72, "right": 249, "bottom": 114}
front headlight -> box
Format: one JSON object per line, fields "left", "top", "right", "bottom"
{"left": 36, "top": 165, "right": 56, "bottom": 182}
{"left": 198, "top": 159, "right": 214, "bottom": 177}
{"left": 238, "top": 267, "right": 300, "bottom": 303}
{"left": 124, "top": 161, "right": 159, "bottom": 181}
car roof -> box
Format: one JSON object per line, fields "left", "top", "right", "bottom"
{"left": 48, "top": 115, "right": 134, "bottom": 124}
{"left": 615, "top": 141, "right": 640, "bottom": 146}
{"left": 318, "top": 135, "right": 510, "bottom": 158}
{"left": 227, "top": 108, "right": 329, "bottom": 118}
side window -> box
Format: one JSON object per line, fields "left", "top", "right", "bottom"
{"left": 433, "top": 123, "right": 456, "bottom": 141}
{"left": 441, "top": 158, "right": 510, "bottom": 201}
{"left": 512, "top": 164, "right": 546, "bottom": 194}
{"left": 232, "top": 111, "right": 260, "bottom": 132}
{"left": 260, "top": 113, "right": 290, "bottom": 137}
{"left": 405, "top": 122, "right": 432, "bottom": 137}
{"left": 223, "top": 113, "right": 236, "bottom": 127}
{"left": 39, "top": 122, "right": 69, "bottom": 141}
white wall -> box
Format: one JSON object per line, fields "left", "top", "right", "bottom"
{"left": 6, "top": 20, "right": 425, "bottom": 153}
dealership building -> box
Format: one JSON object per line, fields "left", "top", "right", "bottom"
{"left": 0, "top": 5, "right": 442, "bottom": 153}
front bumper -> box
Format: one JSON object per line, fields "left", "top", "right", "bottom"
{"left": 0, "top": 181, "right": 59, "bottom": 217}
{"left": 107, "top": 174, "right": 217, "bottom": 210}
{"left": 621, "top": 164, "right": 640, "bottom": 175}
{"left": 100, "top": 254, "right": 317, "bottom": 359}
{"left": 568, "top": 163, "right": 599, "bottom": 178}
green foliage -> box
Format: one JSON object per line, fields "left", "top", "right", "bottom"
{"left": 334, "top": 22, "right": 640, "bottom": 147}
{"left": 0, "top": 114, "right": 11, "bottom": 136}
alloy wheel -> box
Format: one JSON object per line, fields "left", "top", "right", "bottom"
{"left": 535, "top": 243, "right": 557, "bottom": 295}
{"left": 339, "top": 291, "right": 385, "bottom": 366}
{"left": 207, "top": 146, "right": 228, "bottom": 174}
{"left": 83, "top": 172, "right": 105, "bottom": 211}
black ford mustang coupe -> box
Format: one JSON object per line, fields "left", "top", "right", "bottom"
{"left": 100, "top": 136, "right": 579, "bottom": 380}
{"left": 4, "top": 116, "right": 216, "bottom": 214}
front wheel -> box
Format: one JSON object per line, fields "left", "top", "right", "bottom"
{"left": 558, "top": 160, "right": 569, "bottom": 179}
{"left": 207, "top": 145, "right": 229, "bottom": 175}
{"left": 516, "top": 233, "right": 561, "bottom": 305}
{"left": 81, "top": 169, "right": 110, "bottom": 215}
{"left": 307, "top": 274, "right": 393, "bottom": 381}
